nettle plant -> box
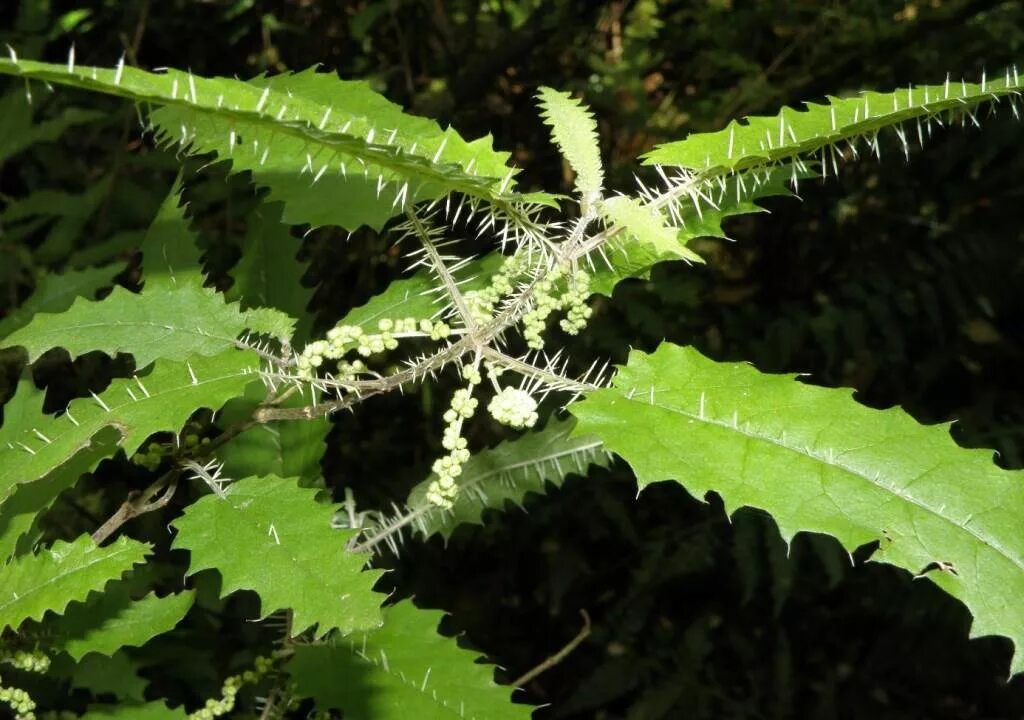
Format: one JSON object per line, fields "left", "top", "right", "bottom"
{"left": 0, "top": 49, "right": 1021, "bottom": 718}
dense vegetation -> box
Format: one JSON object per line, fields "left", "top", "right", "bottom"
{"left": 1, "top": 1, "right": 1023, "bottom": 718}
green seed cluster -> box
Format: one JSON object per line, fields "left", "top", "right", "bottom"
{"left": 464, "top": 252, "right": 531, "bottom": 325}
{"left": 131, "top": 441, "right": 167, "bottom": 470}
{"left": 295, "top": 318, "right": 451, "bottom": 382}
{"left": 558, "top": 270, "right": 593, "bottom": 336}
{"left": 0, "top": 650, "right": 49, "bottom": 674}
{"left": 523, "top": 268, "right": 592, "bottom": 349}
{"left": 487, "top": 387, "right": 539, "bottom": 429}
{"left": 425, "top": 374, "right": 479, "bottom": 509}
{"left": 131, "top": 433, "right": 210, "bottom": 470}
{"left": 0, "top": 681, "right": 36, "bottom": 720}
{"left": 187, "top": 654, "right": 275, "bottom": 720}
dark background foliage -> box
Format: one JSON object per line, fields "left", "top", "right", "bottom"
{"left": 2, "top": 0, "right": 1024, "bottom": 718}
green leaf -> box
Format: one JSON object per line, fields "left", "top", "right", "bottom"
{"left": 402, "top": 417, "right": 610, "bottom": 540}
{"left": 0, "top": 264, "right": 120, "bottom": 338}
{"left": 537, "top": 86, "right": 603, "bottom": 198}
{"left": 0, "top": 350, "right": 260, "bottom": 506}
{"left": 50, "top": 587, "right": 195, "bottom": 661}
{"left": 1, "top": 176, "right": 113, "bottom": 263}
{"left": 227, "top": 201, "right": 314, "bottom": 342}
{"left": 82, "top": 701, "right": 186, "bottom": 719}
{"left": 0, "top": 534, "right": 150, "bottom": 632}
{"left": 1, "top": 283, "right": 258, "bottom": 366}
{"left": 71, "top": 651, "right": 149, "bottom": 703}
{"left": 643, "top": 74, "right": 1023, "bottom": 175}
{"left": 338, "top": 252, "right": 504, "bottom": 329}
{"left": 288, "top": 600, "right": 532, "bottom": 719}
{"left": 171, "top": 475, "right": 382, "bottom": 636}
{"left": 589, "top": 165, "right": 798, "bottom": 296}
{"left": 139, "top": 173, "right": 203, "bottom": 289}
{"left": 571, "top": 343, "right": 1024, "bottom": 673}
{"left": 216, "top": 388, "right": 328, "bottom": 486}
{"left": 0, "top": 87, "right": 104, "bottom": 163}
{"left": 0, "top": 429, "right": 115, "bottom": 564}
{"left": 0, "top": 59, "right": 536, "bottom": 232}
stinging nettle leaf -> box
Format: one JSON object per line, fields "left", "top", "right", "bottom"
{"left": 82, "top": 701, "right": 186, "bottom": 719}
{"left": 49, "top": 588, "right": 195, "bottom": 661}
{"left": 0, "top": 534, "right": 150, "bottom": 632}
{"left": 216, "top": 387, "right": 329, "bottom": 486}
{"left": 0, "top": 350, "right": 261, "bottom": 507}
{"left": 339, "top": 252, "right": 504, "bottom": 330}
{"left": 589, "top": 165, "right": 798, "bottom": 296}
{"left": 0, "top": 264, "right": 120, "bottom": 338}
{"left": 537, "top": 86, "right": 604, "bottom": 199}
{"left": 171, "top": 475, "right": 383, "bottom": 636}
{"left": 288, "top": 600, "right": 533, "bottom": 719}
{"left": 571, "top": 343, "right": 1024, "bottom": 674}
{"left": 226, "top": 201, "right": 314, "bottom": 343}
{"left": 0, "top": 59, "right": 539, "bottom": 232}
{"left": 644, "top": 74, "right": 1024, "bottom": 176}
{"left": 1, "top": 283, "right": 257, "bottom": 367}
{"left": 139, "top": 173, "right": 203, "bottom": 290}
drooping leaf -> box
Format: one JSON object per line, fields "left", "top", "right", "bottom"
{"left": 0, "top": 59, "right": 543, "bottom": 232}
{"left": 0, "top": 350, "right": 260, "bottom": 506}
{"left": 644, "top": 73, "right": 1023, "bottom": 175}
{"left": 288, "top": 600, "right": 532, "bottom": 719}
{"left": 171, "top": 475, "right": 382, "bottom": 636}
{"left": 0, "top": 282, "right": 285, "bottom": 366}
{"left": 0, "top": 264, "right": 120, "bottom": 338}
{"left": 49, "top": 585, "right": 195, "bottom": 661}
{"left": 0, "top": 534, "right": 150, "bottom": 632}
{"left": 537, "top": 86, "right": 603, "bottom": 198}
{"left": 571, "top": 343, "right": 1024, "bottom": 673}
{"left": 400, "top": 417, "right": 610, "bottom": 541}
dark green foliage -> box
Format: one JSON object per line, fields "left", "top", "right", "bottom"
{"left": 1, "top": 1, "right": 1023, "bottom": 718}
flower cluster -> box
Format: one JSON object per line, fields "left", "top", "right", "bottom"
{"left": 464, "top": 251, "right": 531, "bottom": 325}
{"left": 0, "top": 650, "right": 49, "bottom": 674}
{"left": 424, "top": 373, "right": 479, "bottom": 509}
{"left": 487, "top": 387, "right": 539, "bottom": 429}
{"left": 523, "top": 268, "right": 592, "bottom": 349}
{"left": 295, "top": 317, "right": 451, "bottom": 382}
{"left": 187, "top": 654, "right": 276, "bottom": 720}
{"left": 0, "top": 682, "right": 35, "bottom": 720}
